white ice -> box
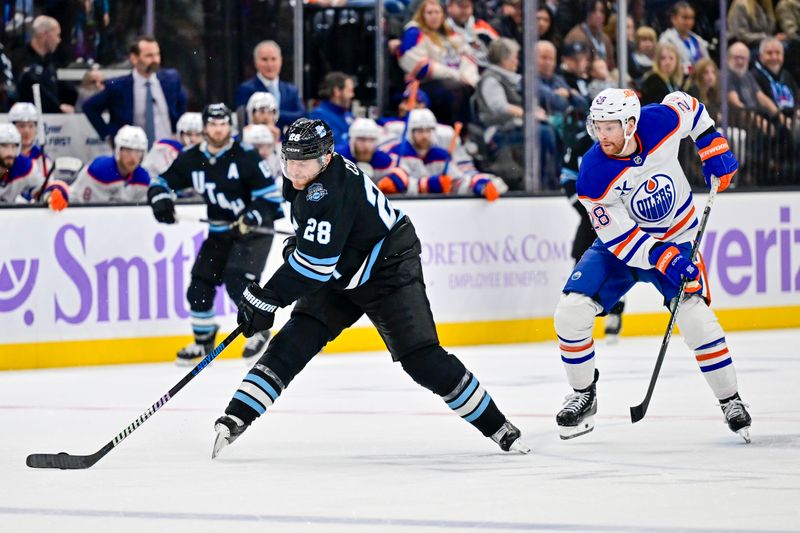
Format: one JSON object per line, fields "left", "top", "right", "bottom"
{"left": 1, "top": 329, "right": 799, "bottom": 533}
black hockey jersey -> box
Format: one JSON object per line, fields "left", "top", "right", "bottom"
{"left": 265, "top": 153, "right": 406, "bottom": 306}
{"left": 150, "top": 140, "right": 283, "bottom": 226}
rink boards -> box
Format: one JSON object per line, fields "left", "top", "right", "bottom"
{"left": 1, "top": 192, "right": 799, "bottom": 369}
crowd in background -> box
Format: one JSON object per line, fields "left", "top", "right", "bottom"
{"left": 1, "top": 0, "right": 800, "bottom": 211}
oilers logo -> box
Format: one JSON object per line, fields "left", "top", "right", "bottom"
{"left": 631, "top": 174, "right": 675, "bottom": 223}
{"left": 306, "top": 182, "right": 328, "bottom": 202}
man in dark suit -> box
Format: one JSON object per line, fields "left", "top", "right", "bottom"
{"left": 83, "top": 36, "right": 187, "bottom": 146}
{"left": 234, "top": 40, "right": 305, "bottom": 129}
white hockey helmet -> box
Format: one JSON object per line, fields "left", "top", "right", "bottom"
{"left": 114, "top": 125, "right": 148, "bottom": 159}
{"left": 246, "top": 91, "right": 279, "bottom": 123}
{"left": 349, "top": 118, "right": 382, "bottom": 140}
{"left": 8, "top": 102, "right": 38, "bottom": 123}
{"left": 0, "top": 123, "right": 22, "bottom": 157}
{"left": 407, "top": 108, "right": 437, "bottom": 132}
{"left": 176, "top": 112, "right": 203, "bottom": 134}
{"left": 586, "top": 88, "right": 641, "bottom": 153}
{"left": 242, "top": 124, "right": 275, "bottom": 146}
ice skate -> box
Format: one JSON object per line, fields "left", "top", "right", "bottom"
{"left": 604, "top": 312, "right": 622, "bottom": 344}
{"left": 720, "top": 393, "right": 752, "bottom": 443}
{"left": 557, "top": 370, "right": 598, "bottom": 440}
{"left": 491, "top": 420, "right": 531, "bottom": 454}
{"left": 242, "top": 330, "right": 270, "bottom": 361}
{"left": 176, "top": 326, "right": 218, "bottom": 367}
{"left": 212, "top": 415, "right": 249, "bottom": 459}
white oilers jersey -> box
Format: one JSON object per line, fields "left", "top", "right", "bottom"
{"left": 576, "top": 91, "right": 715, "bottom": 269}
{"left": 70, "top": 155, "right": 151, "bottom": 204}
{"left": 141, "top": 139, "right": 183, "bottom": 180}
{"left": 0, "top": 154, "right": 44, "bottom": 203}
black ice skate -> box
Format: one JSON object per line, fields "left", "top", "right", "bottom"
{"left": 720, "top": 393, "right": 752, "bottom": 443}
{"left": 491, "top": 420, "right": 531, "bottom": 454}
{"left": 242, "top": 330, "right": 270, "bottom": 361}
{"left": 212, "top": 415, "right": 249, "bottom": 458}
{"left": 557, "top": 369, "right": 599, "bottom": 440}
{"left": 176, "top": 326, "right": 218, "bottom": 367}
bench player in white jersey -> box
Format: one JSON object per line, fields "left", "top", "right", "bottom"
{"left": 70, "top": 125, "right": 150, "bottom": 204}
{"left": 9, "top": 102, "right": 52, "bottom": 179}
{"left": 141, "top": 112, "right": 204, "bottom": 180}
{"left": 553, "top": 88, "right": 751, "bottom": 442}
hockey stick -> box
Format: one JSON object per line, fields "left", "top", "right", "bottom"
{"left": 630, "top": 177, "right": 721, "bottom": 423}
{"left": 31, "top": 83, "right": 51, "bottom": 201}
{"left": 26, "top": 326, "right": 243, "bottom": 469}
{"left": 442, "top": 121, "right": 463, "bottom": 176}
{"left": 176, "top": 213, "right": 294, "bottom": 236}
{"left": 392, "top": 80, "right": 419, "bottom": 167}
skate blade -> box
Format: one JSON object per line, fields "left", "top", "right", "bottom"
{"left": 737, "top": 427, "right": 751, "bottom": 444}
{"left": 509, "top": 439, "right": 532, "bottom": 454}
{"left": 211, "top": 426, "right": 231, "bottom": 459}
{"left": 559, "top": 415, "right": 595, "bottom": 440}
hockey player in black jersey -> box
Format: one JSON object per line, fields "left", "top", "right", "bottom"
{"left": 147, "top": 103, "right": 283, "bottom": 365}
{"left": 211, "top": 118, "right": 529, "bottom": 457}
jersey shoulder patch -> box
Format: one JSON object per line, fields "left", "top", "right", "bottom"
{"left": 87, "top": 156, "right": 121, "bottom": 184}
{"left": 424, "top": 146, "right": 450, "bottom": 164}
{"left": 637, "top": 104, "right": 681, "bottom": 154}
{"left": 9, "top": 154, "right": 34, "bottom": 181}
{"left": 157, "top": 139, "right": 183, "bottom": 152}
{"left": 576, "top": 144, "right": 631, "bottom": 201}
{"left": 129, "top": 166, "right": 151, "bottom": 186}
{"left": 371, "top": 149, "right": 393, "bottom": 170}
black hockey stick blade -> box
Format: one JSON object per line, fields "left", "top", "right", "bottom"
{"left": 26, "top": 326, "right": 242, "bottom": 469}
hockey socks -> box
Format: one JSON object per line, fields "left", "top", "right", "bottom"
{"left": 225, "top": 363, "right": 286, "bottom": 426}
{"left": 190, "top": 309, "right": 218, "bottom": 343}
{"left": 442, "top": 371, "right": 506, "bottom": 436}
{"left": 558, "top": 335, "right": 596, "bottom": 391}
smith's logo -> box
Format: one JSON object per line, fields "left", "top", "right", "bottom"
{"left": 0, "top": 258, "right": 39, "bottom": 314}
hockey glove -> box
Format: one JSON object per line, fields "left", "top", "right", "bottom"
{"left": 377, "top": 167, "right": 409, "bottom": 194}
{"left": 148, "top": 186, "right": 176, "bottom": 224}
{"left": 695, "top": 130, "right": 737, "bottom": 192}
{"left": 235, "top": 209, "right": 264, "bottom": 235}
{"left": 238, "top": 283, "right": 279, "bottom": 338}
{"left": 471, "top": 176, "right": 500, "bottom": 202}
{"left": 649, "top": 243, "right": 701, "bottom": 290}
{"left": 282, "top": 235, "right": 297, "bottom": 261}
{"left": 418, "top": 174, "right": 452, "bottom": 194}
{"left": 43, "top": 180, "right": 69, "bottom": 211}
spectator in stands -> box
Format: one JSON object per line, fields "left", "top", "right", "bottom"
{"left": 587, "top": 57, "right": 615, "bottom": 100}
{"left": 0, "top": 43, "right": 16, "bottom": 112}
{"left": 639, "top": 42, "right": 685, "bottom": 105}
{"left": 728, "top": 0, "right": 783, "bottom": 49}
{"left": 8, "top": 102, "right": 51, "bottom": 179}
{"left": 777, "top": 0, "right": 800, "bottom": 40}
{"left": 728, "top": 41, "right": 768, "bottom": 113}
{"left": 246, "top": 92, "right": 281, "bottom": 145}
{"left": 398, "top": 0, "right": 479, "bottom": 125}
{"left": 473, "top": 37, "right": 527, "bottom": 189}
{"left": 564, "top": 0, "right": 615, "bottom": 70}
{"left": 659, "top": 1, "right": 710, "bottom": 74}
{"left": 75, "top": 66, "right": 105, "bottom": 112}
{"left": 0, "top": 123, "right": 67, "bottom": 210}
{"left": 559, "top": 41, "right": 591, "bottom": 100}
{"left": 336, "top": 118, "right": 394, "bottom": 179}
{"left": 751, "top": 37, "right": 800, "bottom": 119}
{"left": 83, "top": 36, "right": 187, "bottom": 148}
{"left": 630, "top": 26, "right": 657, "bottom": 85}
{"left": 536, "top": 41, "right": 588, "bottom": 114}
{"left": 307, "top": 71, "right": 355, "bottom": 147}
{"left": 490, "top": 0, "right": 524, "bottom": 46}
{"left": 446, "top": 0, "right": 498, "bottom": 69}
{"left": 70, "top": 125, "right": 150, "bottom": 204}
{"left": 538, "top": 6, "right": 563, "bottom": 52}
{"left": 12, "top": 16, "right": 76, "bottom": 113}
{"left": 687, "top": 58, "right": 722, "bottom": 121}
{"left": 234, "top": 40, "right": 305, "bottom": 129}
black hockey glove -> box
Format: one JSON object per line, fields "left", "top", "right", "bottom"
{"left": 238, "top": 282, "right": 280, "bottom": 338}
{"left": 148, "top": 187, "right": 176, "bottom": 224}
{"left": 282, "top": 235, "right": 297, "bottom": 261}
{"left": 235, "top": 208, "right": 264, "bottom": 235}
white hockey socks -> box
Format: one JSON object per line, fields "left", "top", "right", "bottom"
{"left": 554, "top": 293, "right": 603, "bottom": 390}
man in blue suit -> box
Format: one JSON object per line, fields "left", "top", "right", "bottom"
{"left": 234, "top": 40, "right": 305, "bottom": 129}
{"left": 83, "top": 36, "right": 187, "bottom": 147}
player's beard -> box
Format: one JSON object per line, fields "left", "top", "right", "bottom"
{"left": 0, "top": 155, "right": 14, "bottom": 170}
{"left": 600, "top": 139, "right": 625, "bottom": 157}
{"left": 206, "top": 131, "right": 231, "bottom": 150}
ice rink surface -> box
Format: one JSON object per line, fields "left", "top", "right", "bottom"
{"left": 1, "top": 329, "right": 799, "bottom": 532}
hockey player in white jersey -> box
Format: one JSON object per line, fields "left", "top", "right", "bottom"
{"left": 9, "top": 102, "right": 52, "bottom": 179}
{"left": 0, "top": 123, "right": 67, "bottom": 210}
{"left": 246, "top": 91, "right": 281, "bottom": 146}
{"left": 553, "top": 88, "right": 751, "bottom": 442}
{"left": 242, "top": 123, "right": 281, "bottom": 180}
{"left": 70, "top": 125, "right": 150, "bottom": 204}
{"left": 141, "top": 112, "right": 203, "bottom": 180}
{"left": 336, "top": 117, "right": 394, "bottom": 180}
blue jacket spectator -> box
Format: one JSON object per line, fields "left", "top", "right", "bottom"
{"left": 307, "top": 72, "right": 355, "bottom": 147}
{"left": 234, "top": 40, "right": 305, "bottom": 129}
{"left": 83, "top": 36, "right": 187, "bottom": 144}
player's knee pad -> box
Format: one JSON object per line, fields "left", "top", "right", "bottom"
{"left": 554, "top": 292, "right": 602, "bottom": 340}
{"left": 675, "top": 295, "right": 724, "bottom": 349}
{"left": 223, "top": 269, "right": 257, "bottom": 305}
{"left": 399, "top": 345, "right": 467, "bottom": 396}
{"left": 187, "top": 276, "right": 217, "bottom": 311}
{"left": 257, "top": 314, "right": 332, "bottom": 386}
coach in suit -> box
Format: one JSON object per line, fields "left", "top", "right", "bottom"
{"left": 83, "top": 36, "right": 187, "bottom": 146}
{"left": 234, "top": 40, "right": 305, "bottom": 129}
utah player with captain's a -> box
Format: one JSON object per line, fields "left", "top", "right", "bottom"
{"left": 211, "top": 117, "right": 529, "bottom": 458}
{"left": 553, "top": 87, "right": 752, "bottom": 442}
